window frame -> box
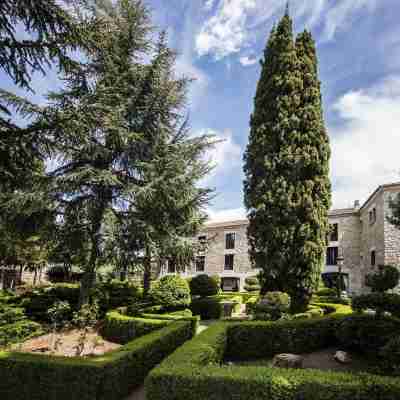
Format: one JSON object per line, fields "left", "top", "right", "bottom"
{"left": 225, "top": 232, "right": 236, "bottom": 250}
{"left": 326, "top": 246, "right": 338, "bottom": 266}
{"left": 195, "top": 255, "right": 205, "bottom": 272}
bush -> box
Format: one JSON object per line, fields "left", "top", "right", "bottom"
{"left": 366, "top": 265, "right": 400, "bottom": 292}
{"left": 190, "top": 297, "right": 222, "bottom": 320}
{"left": 101, "top": 310, "right": 170, "bottom": 344}
{"left": 149, "top": 275, "right": 191, "bottom": 310}
{"left": 189, "top": 274, "right": 220, "bottom": 297}
{"left": 146, "top": 317, "right": 400, "bottom": 400}
{"left": 336, "top": 314, "right": 400, "bottom": 353}
{"left": 0, "top": 320, "right": 43, "bottom": 347}
{"left": 243, "top": 276, "right": 260, "bottom": 292}
{"left": 315, "top": 287, "right": 337, "bottom": 297}
{"left": 352, "top": 293, "right": 400, "bottom": 318}
{"left": 380, "top": 336, "right": 400, "bottom": 375}
{"left": 0, "top": 320, "right": 194, "bottom": 400}
{"left": 254, "top": 292, "right": 290, "bottom": 320}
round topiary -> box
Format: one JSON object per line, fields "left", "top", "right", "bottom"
{"left": 149, "top": 275, "right": 191, "bottom": 310}
{"left": 244, "top": 276, "right": 261, "bottom": 292}
{"left": 365, "top": 265, "right": 400, "bottom": 293}
{"left": 254, "top": 291, "right": 291, "bottom": 320}
{"left": 336, "top": 314, "right": 400, "bottom": 353}
{"left": 189, "top": 274, "right": 220, "bottom": 297}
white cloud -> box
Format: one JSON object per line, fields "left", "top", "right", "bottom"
{"left": 196, "top": 0, "right": 257, "bottom": 60}
{"left": 205, "top": 207, "right": 246, "bottom": 222}
{"left": 201, "top": 128, "right": 242, "bottom": 177}
{"left": 195, "top": 0, "right": 378, "bottom": 60}
{"left": 204, "top": 0, "right": 215, "bottom": 11}
{"left": 239, "top": 55, "right": 258, "bottom": 66}
{"left": 330, "top": 76, "right": 400, "bottom": 209}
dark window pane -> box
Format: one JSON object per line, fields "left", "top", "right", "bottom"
{"left": 330, "top": 224, "right": 338, "bottom": 242}
{"left": 371, "top": 250, "right": 376, "bottom": 266}
{"left": 168, "top": 260, "right": 175, "bottom": 273}
{"left": 326, "top": 247, "right": 338, "bottom": 265}
{"left": 196, "top": 256, "right": 205, "bottom": 272}
{"left": 224, "top": 254, "right": 234, "bottom": 270}
{"left": 225, "top": 233, "right": 236, "bottom": 250}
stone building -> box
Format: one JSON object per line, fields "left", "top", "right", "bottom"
{"left": 161, "top": 182, "right": 400, "bottom": 293}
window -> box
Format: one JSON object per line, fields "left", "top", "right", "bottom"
{"left": 329, "top": 223, "right": 339, "bottom": 242}
{"left": 224, "top": 254, "right": 234, "bottom": 270}
{"left": 225, "top": 233, "right": 236, "bottom": 250}
{"left": 326, "top": 247, "right": 338, "bottom": 266}
{"left": 371, "top": 250, "right": 376, "bottom": 266}
{"left": 195, "top": 256, "right": 205, "bottom": 272}
{"left": 167, "top": 260, "right": 176, "bottom": 273}
{"left": 369, "top": 208, "right": 377, "bottom": 225}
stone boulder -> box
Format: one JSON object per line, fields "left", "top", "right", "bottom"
{"left": 272, "top": 353, "right": 303, "bottom": 369}
{"left": 334, "top": 350, "right": 351, "bottom": 364}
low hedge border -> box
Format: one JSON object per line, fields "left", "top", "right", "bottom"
{"left": 101, "top": 310, "right": 170, "bottom": 344}
{"left": 146, "top": 316, "right": 400, "bottom": 400}
{"left": 0, "top": 319, "right": 194, "bottom": 400}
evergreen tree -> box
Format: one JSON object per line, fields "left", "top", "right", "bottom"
{"left": 243, "top": 11, "right": 331, "bottom": 312}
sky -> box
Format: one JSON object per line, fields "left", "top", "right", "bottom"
{"left": 2, "top": 0, "right": 400, "bottom": 223}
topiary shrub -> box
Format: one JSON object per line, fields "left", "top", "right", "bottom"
{"left": 189, "top": 274, "right": 220, "bottom": 297}
{"left": 190, "top": 297, "right": 222, "bottom": 320}
{"left": 315, "top": 287, "right": 337, "bottom": 297}
{"left": 380, "top": 336, "right": 400, "bottom": 376}
{"left": 244, "top": 276, "right": 261, "bottom": 292}
{"left": 352, "top": 292, "right": 400, "bottom": 318}
{"left": 336, "top": 314, "right": 400, "bottom": 353}
{"left": 366, "top": 265, "right": 400, "bottom": 292}
{"left": 149, "top": 275, "right": 191, "bottom": 311}
{"left": 253, "top": 291, "right": 290, "bottom": 320}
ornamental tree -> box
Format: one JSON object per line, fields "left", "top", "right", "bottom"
{"left": 243, "top": 11, "right": 331, "bottom": 312}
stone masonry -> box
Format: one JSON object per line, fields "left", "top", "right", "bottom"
{"left": 161, "top": 182, "right": 400, "bottom": 294}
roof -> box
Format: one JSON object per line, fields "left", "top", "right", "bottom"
{"left": 359, "top": 182, "right": 400, "bottom": 211}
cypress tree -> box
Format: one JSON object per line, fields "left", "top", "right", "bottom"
{"left": 243, "top": 11, "right": 331, "bottom": 312}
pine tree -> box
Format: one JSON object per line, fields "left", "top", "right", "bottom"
{"left": 243, "top": 11, "right": 331, "bottom": 312}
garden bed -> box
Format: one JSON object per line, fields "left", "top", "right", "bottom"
{"left": 146, "top": 315, "right": 400, "bottom": 400}
{"left": 14, "top": 328, "right": 121, "bottom": 356}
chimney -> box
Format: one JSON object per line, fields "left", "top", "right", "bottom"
{"left": 354, "top": 200, "right": 360, "bottom": 209}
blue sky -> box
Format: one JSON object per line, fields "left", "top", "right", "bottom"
{"left": 145, "top": 0, "right": 400, "bottom": 221}
{"left": 3, "top": 0, "right": 400, "bottom": 222}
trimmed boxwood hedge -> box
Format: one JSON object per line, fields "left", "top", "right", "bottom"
{"left": 352, "top": 293, "right": 400, "bottom": 317}
{"left": 0, "top": 319, "right": 195, "bottom": 400}
{"left": 146, "top": 316, "right": 400, "bottom": 400}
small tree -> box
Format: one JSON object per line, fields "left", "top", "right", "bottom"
{"left": 366, "top": 265, "right": 400, "bottom": 293}
{"left": 47, "top": 300, "right": 71, "bottom": 352}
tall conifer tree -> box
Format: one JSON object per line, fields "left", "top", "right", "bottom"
{"left": 243, "top": 11, "right": 331, "bottom": 312}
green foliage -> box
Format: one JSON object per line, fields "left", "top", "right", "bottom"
{"left": 336, "top": 315, "right": 400, "bottom": 353}
{"left": 352, "top": 293, "right": 400, "bottom": 318}
{"left": 47, "top": 301, "right": 71, "bottom": 327}
{"left": 365, "top": 265, "right": 400, "bottom": 292}
{"left": 189, "top": 274, "right": 220, "bottom": 297}
{"left": 380, "top": 336, "right": 400, "bottom": 376}
{"left": 254, "top": 292, "right": 291, "bottom": 320}
{"left": 149, "top": 275, "right": 191, "bottom": 310}
{"left": 0, "top": 320, "right": 194, "bottom": 400}
{"left": 244, "top": 276, "right": 260, "bottom": 292}
{"left": 0, "top": 320, "right": 43, "bottom": 348}
{"left": 101, "top": 310, "right": 170, "bottom": 344}
{"left": 190, "top": 297, "right": 223, "bottom": 320}
{"left": 146, "top": 317, "right": 400, "bottom": 400}
{"left": 315, "top": 288, "right": 337, "bottom": 297}
{"left": 243, "top": 12, "right": 331, "bottom": 313}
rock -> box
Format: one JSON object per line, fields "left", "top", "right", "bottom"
{"left": 272, "top": 353, "right": 303, "bottom": 369}
{"left": 334, "top": 350, "right": 351, "bottom": 364}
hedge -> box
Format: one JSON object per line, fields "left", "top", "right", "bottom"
{"left": 352, "top": 293, "right": 400, "bottom": 318}
{"left": 0, "top": 319, "right": 194, "bottom": 400}
{"left": 146, "top": 317, "right": 400, "bottom": 400}
{"left": 190, "top": 295, "right": 242, "bottom": 320}
{"left": 101, "top": 310, "right": 170, "bottom": 344}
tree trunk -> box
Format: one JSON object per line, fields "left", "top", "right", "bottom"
{"left": 143, "top": 246, "right": 152, "bottom": 296}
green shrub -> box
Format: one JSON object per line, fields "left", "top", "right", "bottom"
{"left": 189, "top": 274, "right": 220, "bottom": 297}
{"left": 254, "top": 291, "right": 290, "bottom": 320}
{"left": 0, "top": 305, "right": 26, "bottom": 326}
{"left": 243, "top": 276, "right": 260, "bottom": 292}
{"left": 0, "top": 320, "right": 43, "bottom": 347}
{"left": 146, "top": 317, "right": 400, "bottom": 400}
{"left": 0, "top": 320, "right": 194, "bottom": 400}
{"left": 336, "top": 315, "right": 400, "bottom": 353}
{"left": 366, "top": 265, "right": 400, "bottom": 292}
{"left": 190, "top": 297, "right": 222, "bottom": 320}
{"left": 380, "top": 336, "right": 400, "bottom": 375}
{"left": 245, "top": 297, "right": 258, "bottom": 314}
{"left": 149, "top": 275, "right": 191, "bottom": 310}
{"left": 352, "top": 293, "right": 400, "bottom": 317}
{"left": 315, "top": 287, "right": 337, "bottom": 297}
{"left": 101, "top": 310, "right": 170, "bottom": 344}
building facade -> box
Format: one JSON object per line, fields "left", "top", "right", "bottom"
{"left": 162, "top": 183, "right": 400, "bottom": 294}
